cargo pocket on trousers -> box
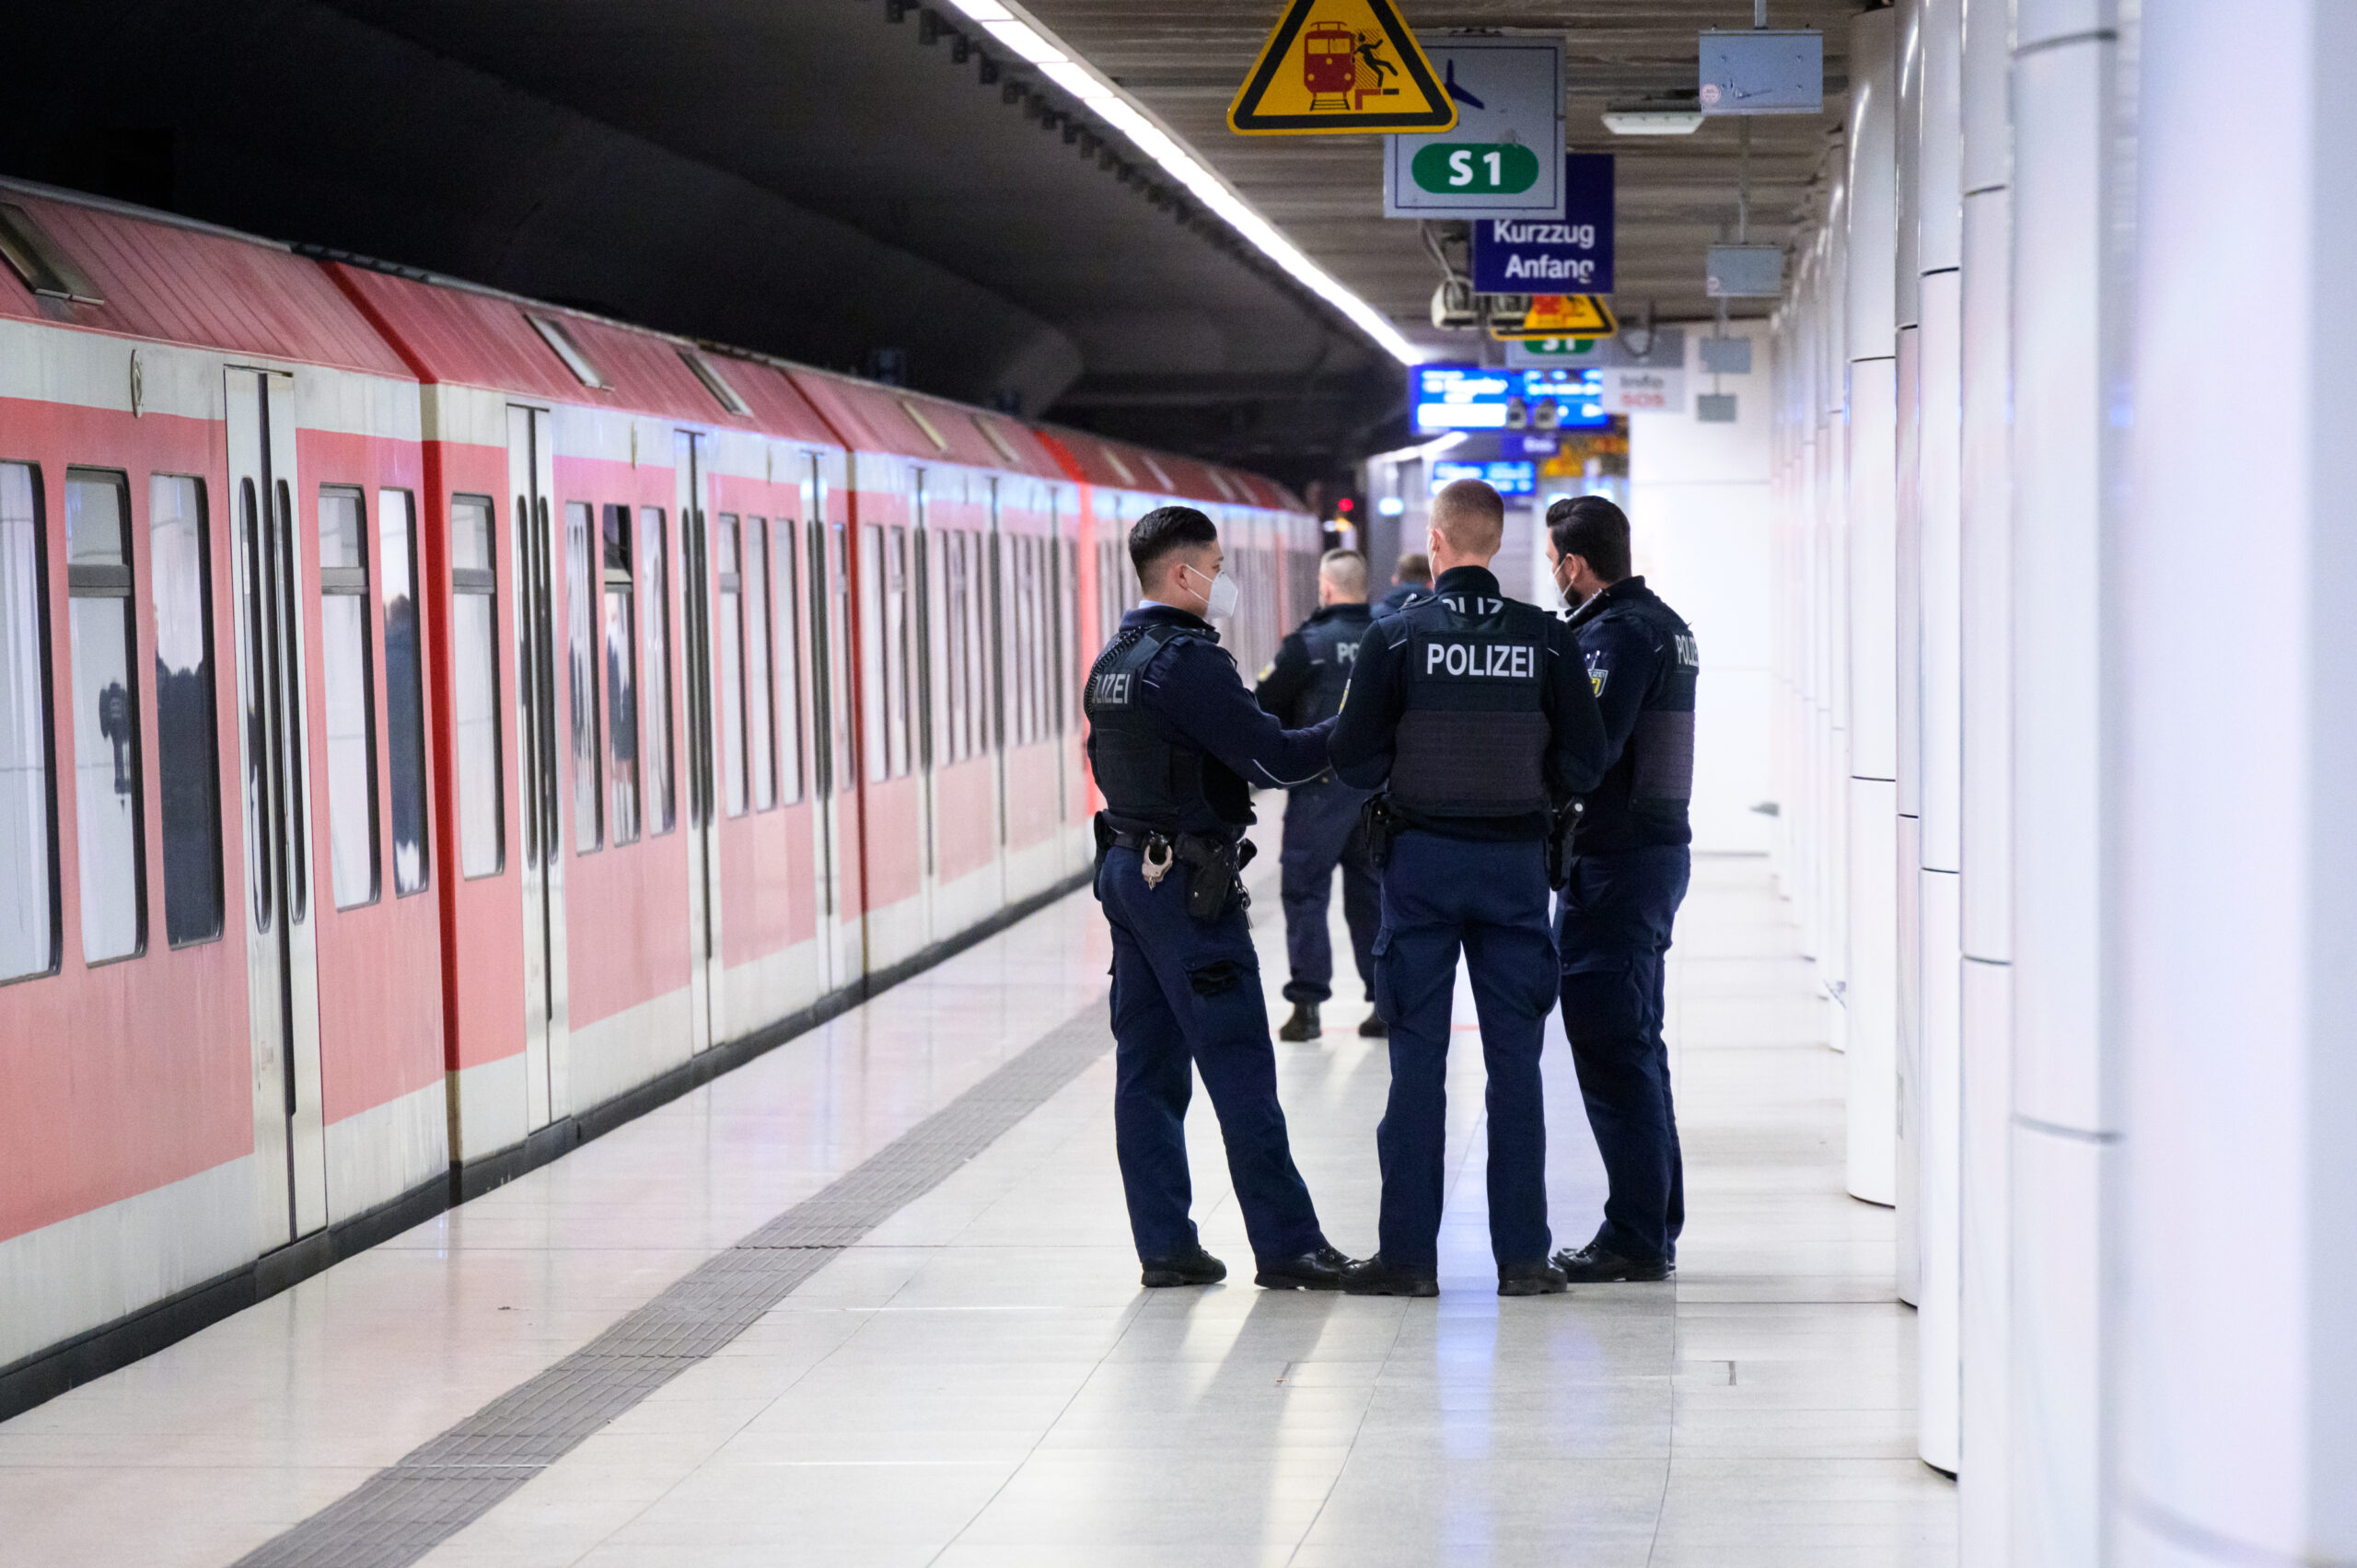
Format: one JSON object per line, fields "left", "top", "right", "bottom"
{"left": 1186, "top": 958, "right": 1246, "bottom": 997}
{"left": 1369, "top": 927, "right": 1395, "bottom": 1022}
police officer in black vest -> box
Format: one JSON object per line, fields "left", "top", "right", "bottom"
{"left": 1327, "top": 480, "right": 1608, "bottom": 1296}
{"left": 1085, "top": 505, "right": 1357, "bottom": 1292}
{"left": 1543, "top": 496, "right": 1701, "bottom": 1283}
{"left": 1256, "top": 547, "right": 1383, "bottom": 1043}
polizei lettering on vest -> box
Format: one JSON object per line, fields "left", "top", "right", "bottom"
{"left": 1423, "top": 642, "right": 1538, "bottom": 679}
{"left": 1089, "top": 670, "right": 1133, "bottom": 706}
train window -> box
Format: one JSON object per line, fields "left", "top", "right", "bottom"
{"left": 601, "top": 505, "right": 639, "bottom": 845}
{"left": 0, "top": 462, "right": 57, "bottom": 981}
{"left": 378, "top": 489, "right": 429, "bottom": 896}
{"left": 1055, "top": 538, "right": 1075, "bottom": 735}
{"left": 774, "top": 520, "right": 803, "bottom": 805}
{"left": 65, "top": 470, "right": 144, "bottom": 962}
{"left": 714, "top": 515, "right": 747, "bottom": 817}
{"left": 450, "top": 496, "right": 503, "bottom": 877}
{"left": 857, "top": 526, "right": 884, "bottom": 783}
{"left": 887, "top": 525, "right": 911, "bottom": 776}
{"left": 829, "top": 521, "right": 853, "bottom": 796}
{"left": 805, "top": 518, "right": 832, "bottom": 796}
{"left": 745, "top": 518, "right": 775, "bottom": 811}
{"left": 941, "top": 531, "right": 968, "bottom": 762}
{"left": 149, "top": 475, "right": 222, "bottom": 945}
{"left": 563, "top": 502, "right": 601, "bottom": 851}
{"left": 318, "top": 488, "right": 381, "bottom": 908}
{"left": 638, "top": 506, "right": 675, "bottom": 834}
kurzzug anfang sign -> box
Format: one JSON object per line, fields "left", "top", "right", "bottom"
{"left": 1469, "top": 154, "right": 1615, "bottom": 294}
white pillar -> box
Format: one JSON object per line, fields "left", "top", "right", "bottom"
{"left": 1844, "top": 6, "right": 1899, "bottom": 1207}
{"left": 2008, "top": 1, "right": 2126, "bottom": 1561}
{"left": 1892, "top": 0, "right": 1926, "bottom": 1306}
{"left": 1956, "top": 0, "right": 2014, "bottom": 1549}
{"left": 2115, "top": 3, "right": 2357, "bottom": 1562}
{"left": 1911, "top": 0, "right": 1967, "bottom": 1480}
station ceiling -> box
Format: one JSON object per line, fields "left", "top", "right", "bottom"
{"left": 0, "top": 1, "right": 1859, "bottom": 483}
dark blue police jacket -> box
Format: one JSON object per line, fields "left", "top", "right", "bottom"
{"left": 1085, "top": 604, "right": 1336, "bottom": 838}
{"left": 1328, "top": 565, "right": 1608, "bottom": 842}
{"left": 1374, "top": 581, "right": 1431, "bottom": 618}
{"left": 1561, "top": 575, "right": 1699, "bottom": 854}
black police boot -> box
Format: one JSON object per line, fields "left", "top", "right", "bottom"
{"left": 1339, "top": 1254, "right": 1440, "bottom": 1297}
{"left": 1139, "top": 1244, "right": 1228, "bottom": 1288}
{"left": 1497, "top": 1260, "right": 1570, "bottom": 1296}
{"left": 1550, "top": 1239, "right": 1673, "bottom": 1283}
{"left": 1357, "top": 1010, "right": 1388, "bottom": 1039}
{"left": 1254, "top": 1243, "right": 1357, "bottom": 1291}
{"left": 1278, "top": 1001, "right": 1321, "bottom": 1041}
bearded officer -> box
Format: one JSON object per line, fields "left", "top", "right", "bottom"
{"left": 1085, "top": 505, "right": 1357, "bottom": 1292}
{"left": 1543, "top": 496, "right": 1701, "bottom": 1283}
{"left": 1256, "top": 548, "right": 1384, "bottom": 1043}
{"left": 1327, "top": 479, "right": 1608, "bottom": 1296}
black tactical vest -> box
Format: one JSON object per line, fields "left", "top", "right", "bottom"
{"left": 1288, "top": 607, "right": 1372, "bottom": 727}
{"left": 1085, "top": 621, "right": 1214, "bottom": 830}
{"left": 1387, "top": 591, "right": 1554, "bottom": 818}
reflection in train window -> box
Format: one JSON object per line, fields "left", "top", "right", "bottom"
{"left": 66, "top": 469, "right": 143, "bottom": 960}
{"left": 0, "top": 462, "right": 56, "bottom": 981}
{"left": 745, "top": 517, "right": 775, "bottom": 811}
{"left": 378, "top": 489, "right": 429, "bottom": 896}
{"left": 319, "top": 487, "right": 380, "bottom": 908}
{"left": 450, "top": 496, "right": 503, "bottom": 877}
{"left": 563, "top": 501, "right": 601, "bottom": 852}
{"left": 775, "top": 520, "right": 803, "bottom": 804}
{"left": 639, "top": 506, "right": 674, "bottom": 834}
{"left": 714, "top": 515, "right": 747, "bottom": 818}
{"left": 150, "top": 475, "right": 222, "bottom": 944}
{"left": 601, "top": 505, "right": 639, "bottom": 845}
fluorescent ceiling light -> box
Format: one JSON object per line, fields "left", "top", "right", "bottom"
{"left": 937, "top": 0, "right": 1423, "bottom": 366}
{"left": 1603, "top": 110, "right": 1705, "bottom": 135}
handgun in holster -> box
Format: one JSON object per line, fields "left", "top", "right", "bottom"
{"left": 1545, "top": 797, "right": 1587, "bottom": 889}
{"left": 1175, "top": 832, "right": 1254, "bottom": 921}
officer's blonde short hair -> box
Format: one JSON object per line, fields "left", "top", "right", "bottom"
{"left": 1318, "top": 548, "right": 1367, "bottom": 599}
{"left": 1432, "top": 479, "right": 1505, "bottom": 558}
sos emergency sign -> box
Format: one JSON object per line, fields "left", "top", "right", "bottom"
{"left": 1469, "top": 155, "right": 1615, "bottom": 293}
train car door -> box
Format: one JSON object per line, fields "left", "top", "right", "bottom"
{"left": 506, "top": 406, "right": 570, "bottom": 1125}
{"left": 986, "top": 476, "right": 1010, "bottom": 891}
{"left": 802, "top": 466, "right": 855, "bottom": 993}
{"left": 911, "top": 468, "right": 936, "bottom": 924}
{"left": 674, "top": 431, "right": 722, "bottom": 1050}
{"left": 226, "top": 366, "right": 329, "bottom": 1246}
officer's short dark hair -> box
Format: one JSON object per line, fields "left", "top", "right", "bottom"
{"left": 1129, "top": 505, "right": 1218, "bottom": 583}
{"left": 1431, "top": 480, "right": 1504, "bottom": 558}
{"left": 1548, "top": 494, "right": 1631, "bottom": 583}
{"left": 1394, "top": 552, "right": 1431, "bottom": 586}
{"left": 1318, "top": 548, "right": 1367, "bottom": 598}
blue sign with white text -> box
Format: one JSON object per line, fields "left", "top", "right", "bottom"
{"left": 1433, "top": 460, "right": 1538, "bottom": 496}
{"left": 1469, "top": 154, "right": 1615, "bottom": 294}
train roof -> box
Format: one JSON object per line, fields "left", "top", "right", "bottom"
{"left": 0, "top": 180, "right": 412, "bottom": 380}
{"left": 768, "top": 363, "right": 1066, "bottom": 481}
{"left": 321, "top": 261, "right": 841, "bottom": 445}
{"left": 0, "top": 180, "right": 1306, "bottom": 512}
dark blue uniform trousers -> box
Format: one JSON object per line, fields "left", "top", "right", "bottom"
{"left": 1097, "top": 845, "right": 1327, "bottom": 1266}
{"left": 1279, "top": 780, "right": 1380, "bottom": 1005}
{"left": 1371, "top": 830, "right": 1559, "bottom": 1271}
{"left": 1556, "top": 845, "right": 1693, "bottom": 1263}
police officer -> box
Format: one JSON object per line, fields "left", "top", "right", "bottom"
{"left": 1375, "top": 551, "right": 1433, "bottom": 617}
{"left": 1327, "top": 480, "right": 1608, "bottom": 1296}
{"left": 1256, "top": 548, "right": 1383, "bottom": 1043}
{"left": 1542, "top": 496, "right": 1700, "bottom": 1283}
{"left": 1085, "top": 505, "right": 1358, "bottom": 1292}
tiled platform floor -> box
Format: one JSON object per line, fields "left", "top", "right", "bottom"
{"left": 0, "top": 852, "right": 1956, "bottom": 1567}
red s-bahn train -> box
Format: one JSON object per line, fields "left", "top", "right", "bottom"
{"left": 0, "top": 180, "right": 1322, "bottom": 1411}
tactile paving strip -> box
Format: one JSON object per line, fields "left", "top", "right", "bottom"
{"left": 230, "top": 1003, "right": 1113, "bottom": 1568}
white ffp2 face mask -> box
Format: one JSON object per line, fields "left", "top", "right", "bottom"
{"left": 1190, "top": 563, "right": 1240, "bottom": 621}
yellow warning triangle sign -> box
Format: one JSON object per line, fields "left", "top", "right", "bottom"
{"left": 1228, "top": 0, "right": 1457, "bottom": 135}
{"left": 1492, "top": 295, "right": 1619, "bottom": 339}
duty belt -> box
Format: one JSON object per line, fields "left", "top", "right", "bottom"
{"left": 1093, "top": 813, "right": 1253, "bottom": 921}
